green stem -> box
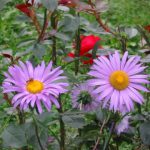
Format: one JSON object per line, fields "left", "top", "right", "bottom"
{"left": 78, "top": 129, "right": 82, "bottom": 150}
{"left": 74, "top": 13, "right": 80, "bottom": 75}
{"left": 51, "top": 11, "right": 58, "bottom": 65}
{"left": 18, "top": 109, "right": 25, "bottom": 124}
{"left": 38, "top": 9, "right": 48, "bottom": 42}
{"left": 58, "top": 97, "right": 66, "bottom": 150}
{"left": 103, "top": 122, "right": 116, "bottom": 150}
{"left": 32, "top": 115, "right": 45, "bottom": 150}
{"left": 118, "top": 27, "right": 127, "bottom": 53}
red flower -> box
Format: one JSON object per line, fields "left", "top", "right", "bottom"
{"left": 144, "top": 25, "right": 150, "bottom": 32}
{"left": 79, "top": 35, "right": 101, "bottom": 55}
{"left": 68, "top": 35, "right": 101, "bottom": 64}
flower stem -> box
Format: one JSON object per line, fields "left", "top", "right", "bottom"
{"left": 93, "top": 119, "right": 107, "bottom": 150}
{"left": 18, "top": 109, "right": 25, "bottom": 124}
{"left": 74, "top": 13, "right": 80, "bottom": 75}
{"left": 30, "top": 8, "right": 41, "bottom": 34}
{"left": 51, "top": 11, "right": 58, "bottom": 65}
{"left": 32, "top": 115, "right": 45, "bottom": 150}
{"left": 38, "top": 9, "right": 51, "bottom": 42}
{"left": 102, "top": 122, "right": 116, "bottom": 150}
{"left": 117, "top": 27, "right": 127, "bottom": 53}
{"left": 58, "top": 97, "right": 66, "bottom": 150}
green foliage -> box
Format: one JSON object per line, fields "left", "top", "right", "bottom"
{"left": 106, "top": 0, "right": 150, "bottom": 25}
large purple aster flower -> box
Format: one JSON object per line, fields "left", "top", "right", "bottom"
{"left": 88, "top": 51, "right": 149, "bottom": 113}
{"left": 72, "top": 83, "right": 100, "bottom": 111}
{"left": 3, "top": 61, "right": 68, "bottom": 113}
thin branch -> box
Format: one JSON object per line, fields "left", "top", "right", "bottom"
{"left": 32, "top": 115, "right": 45, "bottom": 150}
{"left": 88, "top": 0, "right": 113, "bottom": 34}
{"left": 102, "top": 122, "right": 116, "bottom": 150}
{"left": 38, "top": 9, "right": 51, "bottom": 42}
{"left": 93, "top": 119, "right": 107, "bottom": 150}
{"left": 118, "top": 27, "right": 127, "bottom": 53}
{"left": 30, "top": 8, "right": 41, "bottom": 34}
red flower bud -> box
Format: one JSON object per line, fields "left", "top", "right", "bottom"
{"left": 68, "top": 35, "right": 102, "bottom": 65}
{"left": 79, "top": 35, "right": 101, "bottom": 55}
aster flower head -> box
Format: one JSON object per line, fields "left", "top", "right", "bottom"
{"left": 72, "top": 82, "right": 100, "bottom": 112}
{"left": 115, "top": 116, "right": 130, "bottom": 135}
{"left": 88, "top": 51, "right": 149, "bottom": 113}
{"left": 3, "top": 61, "right": 68, "bottom": 114}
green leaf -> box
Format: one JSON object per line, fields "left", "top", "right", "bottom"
{"left": 41, "top": 0, "right": 58, "bottom": 12}
{"left": 22, "top": 122, "right": 48, "bottom": 150}
{"left": 55, "top": 32, "right": 70, "bottom": 41}
{"left": 61, "top": 15, "right": 80, "bottom": 32}
{"left": 1, "top": 124, "right": 27, "bottom": 148}
{"left": 62, "top": 114, "right": 86, "bottom": 128}
{"left": 140, "top": 122, "right": 150, "bottom": 145}
{"left": 0, "top": 0, "right": 11, "bottom": 11}
{"left": 124, "top": 28, "right": 138, "bottom": 38}
{"left": 33, "top": 44, "right": 46, "bottom": 59}
{"left": 36, "top": 112, "right": 59, "bottom": 125}
{"left": 96, "top": 108, "right": 106, "bottom": 123}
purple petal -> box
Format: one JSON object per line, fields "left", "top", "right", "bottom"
{"left": 121, "top": 51, "right": 128, "bottom": 70}
{"left": 129, "top": 83, "right": 149, "bottom": 92}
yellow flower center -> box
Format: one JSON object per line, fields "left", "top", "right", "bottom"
{"left": 109, "top": 71, "right": 129, "bottom": 90}
{"left": 26, "top": 79, "right": 44, "bottom": 94}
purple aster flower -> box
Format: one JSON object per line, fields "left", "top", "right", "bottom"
{"left": 72, "top": 83, "right": 100, "bottom": 111}
{"left": 88, "top": 51, "right": 149, "bottom": 113}
{"left": 115, "top": 116, "right": 130, "bottom": 135}
{"left": 2, "top": 61, "right": 68, "bottom": 114}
